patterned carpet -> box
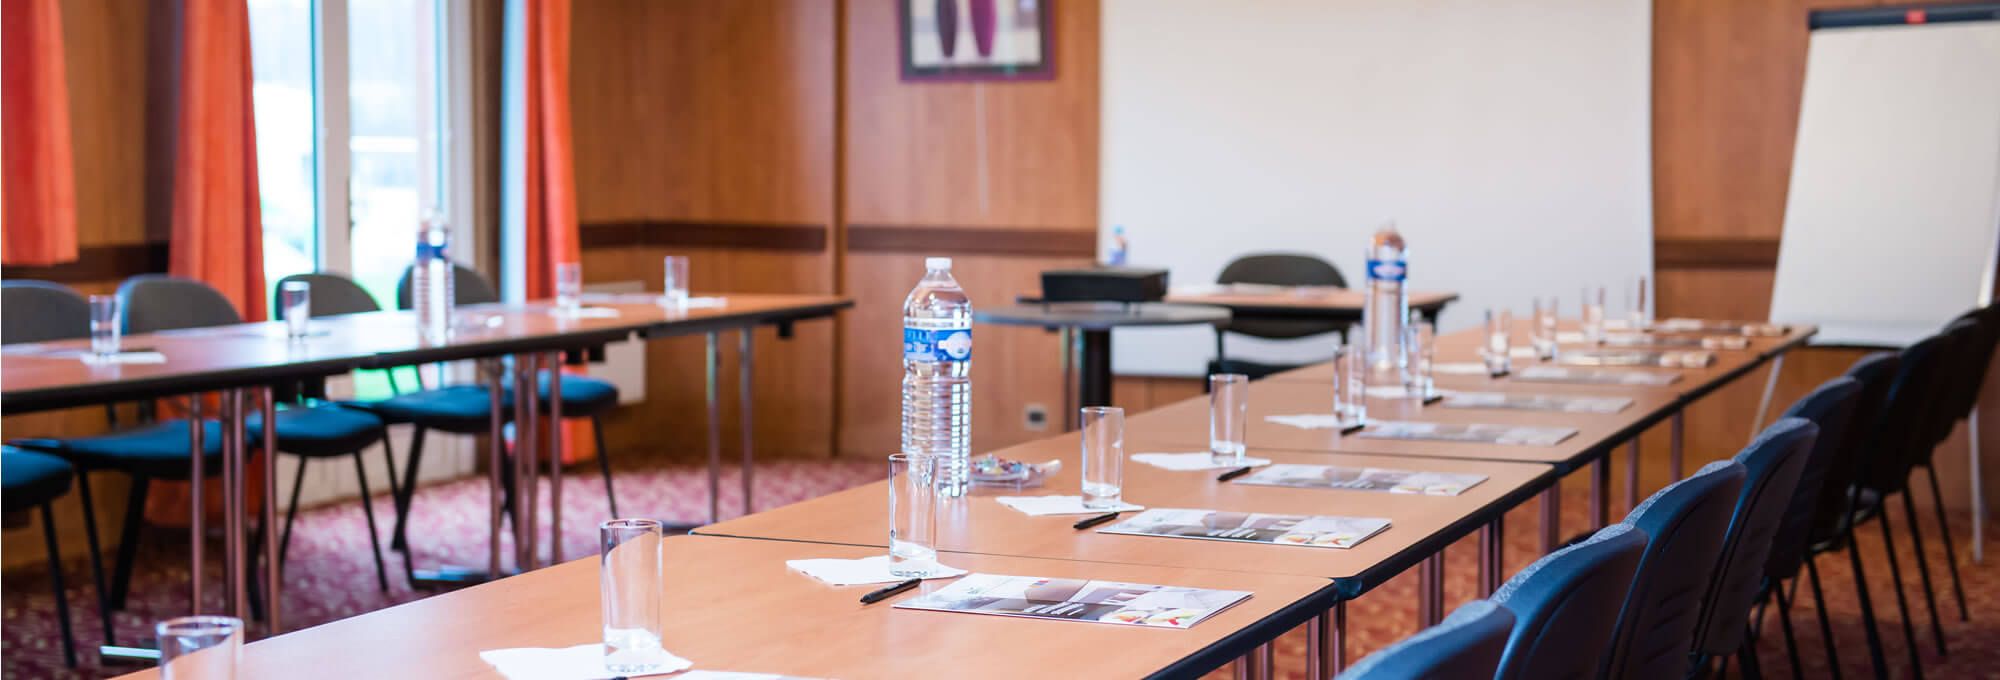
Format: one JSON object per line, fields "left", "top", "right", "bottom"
{"left": 4, "top": 460, "right": 1997, "bottom": 679}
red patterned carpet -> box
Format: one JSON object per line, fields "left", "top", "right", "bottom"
{"left": 4, "top": 460, "right": 1998, "bottom": 679}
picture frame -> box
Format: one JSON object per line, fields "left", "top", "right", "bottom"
{"left": 900, "top": 0, "right": 1054, "bottom": 81}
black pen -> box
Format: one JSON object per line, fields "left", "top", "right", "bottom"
{"left": 1216, "top": 466, "right": 1254, "bottom": 482}
{"left": 860, "top": 577, "right": 922, "bottom": 604}
{"left": 1073, "top": 511, "right": 1121, "bottom": 530}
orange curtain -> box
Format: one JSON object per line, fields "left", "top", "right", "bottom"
{"left": 1, "top": 0, "right": 81, "bottom": 266}
{"left": 148, "top": 0, "right": 269, "bottom": 527}
{"left": 519, "top": 0, "right": 595, "bottom": 463}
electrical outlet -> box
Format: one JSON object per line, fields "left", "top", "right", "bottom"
{"left": 1023, "top": 403, "right": 1050, "bottom": 431}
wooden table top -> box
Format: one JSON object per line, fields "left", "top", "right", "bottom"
{"left": 1124, "top": 379, "right": 1677, "bottom": 467}
{"left": 1, "top": 294, "right": 850, "bottom": 413}
{"left": 115, "top": 535, "right": 1336, "bottom": 680}
{"left": 698, "top": 438, "right": 1550, "bottom": 594}
{"left": 975, "top": 302, "right": 1232, "bottom": 330}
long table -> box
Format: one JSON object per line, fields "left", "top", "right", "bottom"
{"left": 1, "top": 294, "right": 849, "bottom": 639}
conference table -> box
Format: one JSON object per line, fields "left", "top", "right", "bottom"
{"left": 0, "top": 293, "right": 849, "bottom": 640}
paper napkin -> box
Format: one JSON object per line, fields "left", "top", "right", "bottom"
{"left": 1362, "top": 385, "right": 1456, "bottom": 400}
{"left": 79, "top": 351, "right": 167, "bottom": 366}
{"left": 1131, "top": 452, "right": 1272, "bottom": 471}
{"left": 785, "top": 554, "right": 967, "bottom": 586}
{"left": 557, "top": 306, "right": 622, "bottom": 319}
{"left": 1430, "top": 362, "right": 1491, "bottom": 376}
{"left": 1265, "top": 414, "right": 1353, "bottom": 430}
{"left": 478, "top": 643, "right": 692, "bottom": 680}
{"left": 995, "top": 495, "right": 1144, "bottom": 516}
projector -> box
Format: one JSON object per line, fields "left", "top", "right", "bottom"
{"left": 1039, "top": 267, "right": 1169, "bottom": 303}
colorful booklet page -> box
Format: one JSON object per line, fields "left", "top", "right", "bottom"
{"left": 1601, "top": 333, "right": 1749, "bottom": 350}
{"left": 1440, "top": 391, "right": 1633, "bottom": 414}
{"left": 1097, "top": 508, "right": 1392, "bottom": 550}
{"left": 1231, "top": 463, "right": 1487, "bottom": 496}
{"left": 1557, "top": 349, "right": 1715, "bottom": 368}
{"left": 1354, "top": 420, "right": 1577, "bottom": 446}
{"left": 1514, "top": 365, "right": 1681, "bottom": 386}
{"left": 894, "top": 573, "right": 1252, "bottom": 629}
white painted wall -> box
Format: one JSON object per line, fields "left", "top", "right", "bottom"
{"left": 1101, "top": 0, "right": 1655, "bottom": 375}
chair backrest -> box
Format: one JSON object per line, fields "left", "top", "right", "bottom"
{"left": 116, "top": 274, "right": 243, "bottom": 333}
{"left": 1215, "top": 253, "right": 1347, "bottom": 340}
{"left": 273, "top": 272, "right": 383, "bottom": 317}
{"left": 1490, "top": 523, "right": 1648, "bottom": 680}
{"left": 1338, "top": 600, "right": 1515, "bottom": 680}
{"left": 1941, "top": 308, "right": 2000, "bottom": 423}
{"left": 395, "top": 263, "right": 499, "bottom": 310}
{"left": 1924, "top": 318, "right": 1984, "bottom": 450}
{"left": 0, "top": 280, "right": 91, "bottom": 344}
{"left": 1600, "top": 459, "right": 1747, "bottom": 680}
{"left": 1809, "top": 352, "right": 1899, "bottom": 540}
{"left": 1691, "top": 417, "right": 1817, "bottom": 657}
{"left": 1859, "top": 333, "right": 1951, "bottom": 488}
{"left": 1763, "top": 377, "right": 1862, "bottom": 583}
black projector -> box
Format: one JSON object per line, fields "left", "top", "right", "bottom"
{"left": 1040, "top": 267, "right": 1169, "bottom": 303}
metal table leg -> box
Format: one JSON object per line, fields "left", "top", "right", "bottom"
{"left": 1480, "top": 518, "right": 1504, "bottom": 596}
{"left": 1591, "top": 458, "right": 1608, "bottom": 530}
{"left": 488, "top": 358, "right": 506, "bottom": 578}
{"left": 1750, "top": 353, "right": 1785, "bottom": 439}
{"left": 1671, "top": 410, "right": 1686, "bottom": 481}
{"left": 1419, "top": 553, "right": 1446, "bottom": 626}
{"left": 740, "top": 329, "right": 756, "bottom": 516}
{"left": 547, "top": 352, "right": 564, "bottom": 565}
{"left": 224, "top": 389, "right": 247, "bottom": 622}
{"left": 1541, "top": 485, "right": 1561, "bottom": 555}
{"left": 190, "top": 398, "right": 206, "bottom": 613}
{"left": 705, "top": 332, "right": 722, "bottom": 525}
{"left": 512, "top": 354, "right": 537, "bottom": 570}
{"left": 262, "top": 387, "right": 279, "bottom": 633}
{"left": 1624, "top": 439, "right": 1640, "bottom": 515}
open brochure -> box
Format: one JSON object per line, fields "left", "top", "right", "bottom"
{"left": 1354, "top": 420, "right": 1577, "bottom": 446}
{"left": 1514, "top": 365, "right": 1681, "bottom": 386}
{"left": 1097, "top": 508, "right": 1391, "bottom": 550}
{"left": 1231, "top": 463, "right": 1486, "bottom": 496}
{"left": 1654, "top": 318, "right": 1787, "bottom": 337}
{"left": 1600, "top": 333, "right": 1750, "bottom": 351}
{"left": 1440, "top": 391, "right": 1633, "bottom": 414}
{"left": 894, "top": 573, "right": 1251, "bottom": 629}
{"left": 1557, "top": 349, "right": 1715, "bottom": 368}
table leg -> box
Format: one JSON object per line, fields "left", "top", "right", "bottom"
{"left": 487, "top": 359, "right": 506, "bottom": 579}
{"left": 705, "top": 332, "right": 722, "bottom": 525}
{"left": 224, "top": 389, "right": 247, "bottom": 622}
{"left": 512, "top": 354, "right": 535, "bottom": 570}
{"left": 1078, "top": 329, "right": 1113, "bottom": 407}
{"left": 261, "top": 387, "right": 280, "bottom": 634}
{"left": 1624, "top": 439, "right": 1640, "bottom": 516}
{"left": 1541, "top": 485, "right": 1561, "bottom": 555}
{"left": 1971, "top": 405, "right": 1985, "bottom": 564}
{"left": 1420, "top": 553, "right": 1445, "bottom": 627}
{"left": 1671, "top": 410, "right": 1685, "bottom": 481}
{"left": 1590, "top": 458, "right": 1607, "bottom": 530}
{"left": 1750, "top": 353, "right": 1785, "bottom": 439}
{"left": 1480, "top": 517, "right": 1504, "bottom": 596}
{"left": 547, "top": 352, "right": 564, "bottom": 565}
{"left": 1331, "top": 601, "right": 1347, "bottom": 672}
{"left": 1306, "top": 615, "right": 1325, "bottom": 679}
{"left": 189, "top": 397, "right": 206, "bottom": 613}
{"left": 1237, "top": 643, "right": 1273, "bottom": 680}
{"left": 739, "top": 329, "right": 755, "bottom": 516}
{"left": 1059, "top": 327, "right": 1074, "bottom": 431}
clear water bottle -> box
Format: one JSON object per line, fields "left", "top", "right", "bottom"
{"left": 413, "top": 216, "right": 454, "bottom": 344}
{"left": 1107, "top": 225, "right": 1129, "bottom": 266}
{"left": 1362, "top": 222, "right": 1408, "bottom": 372}
{"left": 902, "top": 257, "right": 973, "bottom": 497}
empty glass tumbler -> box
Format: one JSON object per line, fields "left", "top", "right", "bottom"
{"left": 662, "top": 256, "right": 691, "bottom": 310}
{"left": 157, "top": 615, "right": 242, "bottom": 680}
{"left": 1582, "top": 286, "right": 1607, "bottom": 344}
{"left": 1333, "top": 346, "right": 1368, "bottom": 426}
{"left": 1080, "top": 406, "right": 1126, "bottom": 509}
{"left": 89, "top": 294, "right": 120, "bottom": 357}
{"left": 556, "top": 262, "right": 584, "bottom": 312}
{"left": 1209, "top": 374, "right": 1248, "bottom": 465}
{"left": 1482, "top": 309, "right": 1513, "bottom": 376}
{"left": 1402, "top": 318, "right": 1436, "bottom": 398}
{"left": 280, "top": 280, "right": 311, "bottom": 339}
{"left": 1532, "top": 297, "right": 1559, "bottom": 360}
{"left": 600, "top": 518, "right": 668, "bottom": 675}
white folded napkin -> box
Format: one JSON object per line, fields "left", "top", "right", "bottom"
{"left": 557, "top": 306, "right": 622, "bottom": 319}
{"left": 1555, "top": 331, "right": 1587, "bottom": 343}
{"left": 784, "top": 554, "right": 967, "bottom": 586}
{"left": 479, "top": 643, "right": 691, "bottom": 680}
{"left": 1507, "top": 347, "right": 1537, "bottom": 359}
{"left": 1431, "top": 362, "right": 1490, "bottom": 376}
{"left": 1265, "top": 414, "right": 1355, "bottom": 430}
{"left": 79, "top": 351, "right": 167, "bottom": 365}
{"left": 995, "top": 495, "right": 1144, "bottom": 516}
{"left": 685, "top": 296, "right": 728, "bottom": 309}
{"left": 1130, "top": 452, "right": 1273, "bottom": 471}
{"left": 1362, "top": 385, "right": 1457, "bottom": 400}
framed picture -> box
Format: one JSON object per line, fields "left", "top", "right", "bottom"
{"left": 901, "top": 0, "right": 1053, "bottom": 81}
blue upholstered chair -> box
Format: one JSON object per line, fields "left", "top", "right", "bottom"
{"left": 1490, "top": 523, "right": 1648, "bottom": 680}
{"left": 1599, "top": 459, "right": 1746, "bottom": 680}
{"left": 1758, "top": 377, "right": 1862, "bottom": 675}
{"left": 1690, "top": 417, "right": 1817, "bottom": 677}
{"left": 1338, "top": 600, "right": 1514, "bottom": 680}
{"left": 3, "top": 446, "right": 87, "bottom": 667}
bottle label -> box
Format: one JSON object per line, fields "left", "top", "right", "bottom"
{"left": 417, "top": 241, "right": 448, "bottom": 260}
{"left": 1367, "top": 258, "right": 1406, "bottom": 282}
{"left": 905, "top": 327, "right": 972, "bottom": 363}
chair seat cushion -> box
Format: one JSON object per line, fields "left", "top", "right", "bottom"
{"left": 248, "top": 405, "right": 385, "bottom": 458}
{"left": 20, "top": 420, "right": 226, "bottom": 479}
{"left": 2, "top": 446, "right": 74, "bottom": 511}
{"left": 506, "top": 373, "right": 619, "bottom": 416}
{"left": 359, "top": 385, "right": 504, "bottom": 434}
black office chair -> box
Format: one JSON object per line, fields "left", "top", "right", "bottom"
{"left": 1208, "top": 253, "right": 1348, "bottom": 378}
{"left": 377, "top": 264, "right": 622, "bottom": 562}
{"left": 1755, "top": 377, "right": 1862, "bottom": 679}
{"left": 1905, "top": 314, "right": 1990, "bottom": 626}
{"left": 1489, "top": 523, "right": 1648, "bottom": 680}
{"left": 1690, "top": 418, "right": 1815, "bottom": 678}
{"left": 1, "top": 280, "right": 93, "bottom": 345}
{"left": 1338, "top": 600, "right": 1515, "bottom": 680}
{"left": 1599, "top": 459, "right": 1746, "bottom": 680}
{"left": 3, "top": 446, "right": 91, "bottom": 667}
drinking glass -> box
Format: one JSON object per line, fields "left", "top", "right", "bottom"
{"left": 1532, "top": 297, "right": 1559, "bottom": 360}
{"left": 1208, "top": 374, "right": 1248, "bottom": 465}
{"left": 600, "top": 518, "right": 668, "bottom": 674}
{"left": 555, "top": 262, "right": 584, "bottom": 312}
{"left": 156, "top": 615, "right": 241, "bottom": 680}
{"left": 1482, "top": 309, "right": 1512, "bottom": 376}
{"left": 1582, "top": 286, "right": 1607, "bottom": 344}
{"left": 1402, "top": 318, "right": 1436, "bottom": 398}
{"left": 89, "top": 295, "right": 120, "bottom": 357}
{"left": 1626, "top": 276, "right": 1650, "bottom": 330}
{"left": 1333, "top": 346, "right": 1368, "bottom": 426}
{"left": 280, "top": 280, "right": 311, "bottom": 339}
{"left": 661, "top": 256, "right": 691, "bottom": 310}
{"left": 1080, "top": 407, "right": 1126, "bottom": 509}
{"left": 888, "top": 454, "right": 941, "bottom": 577}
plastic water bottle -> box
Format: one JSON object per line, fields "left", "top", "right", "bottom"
{"left": 413, "top": 216, "right": 454, "bottom": 344}
{"left": 1107, "top": 225, "right": 1129, "bottom": 266}
{"left": 902, "top": 257, "right": 973, "bottom": 497}
{"left": 1362, "top": 222, "right": 1408, "bottom": 372}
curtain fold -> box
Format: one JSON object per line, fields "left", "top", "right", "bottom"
{"left": 168, "top": 0, "right": 266, "bottom": 321}
{"left": 1, "top": 0, "right": 81, "bottom": 266}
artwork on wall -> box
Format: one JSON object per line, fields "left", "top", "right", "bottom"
{"left": 901, "top": 0, "right": 1052, "bottom": 81}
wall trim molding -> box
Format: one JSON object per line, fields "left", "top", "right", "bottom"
{"left": 580, "top": 220, "right": 829, "bottom": 252}
{"left": 1, "top": 242, "right": 170, "bottom": 284}
{"left": 1654, "top": 237, "right": 1780, "bottom": 270}
{"left": 847, "top": 224, "right": 1096, "bottom": 257}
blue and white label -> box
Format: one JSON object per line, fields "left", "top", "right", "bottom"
{"left": 1367, "top": 258, "right": 1406, "bottom": 282}
{"left": 416, "top": 241, "right": 448, "bottom": 261}
{"left": 905, "top": 327, "right": 973, "bottom": 362}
